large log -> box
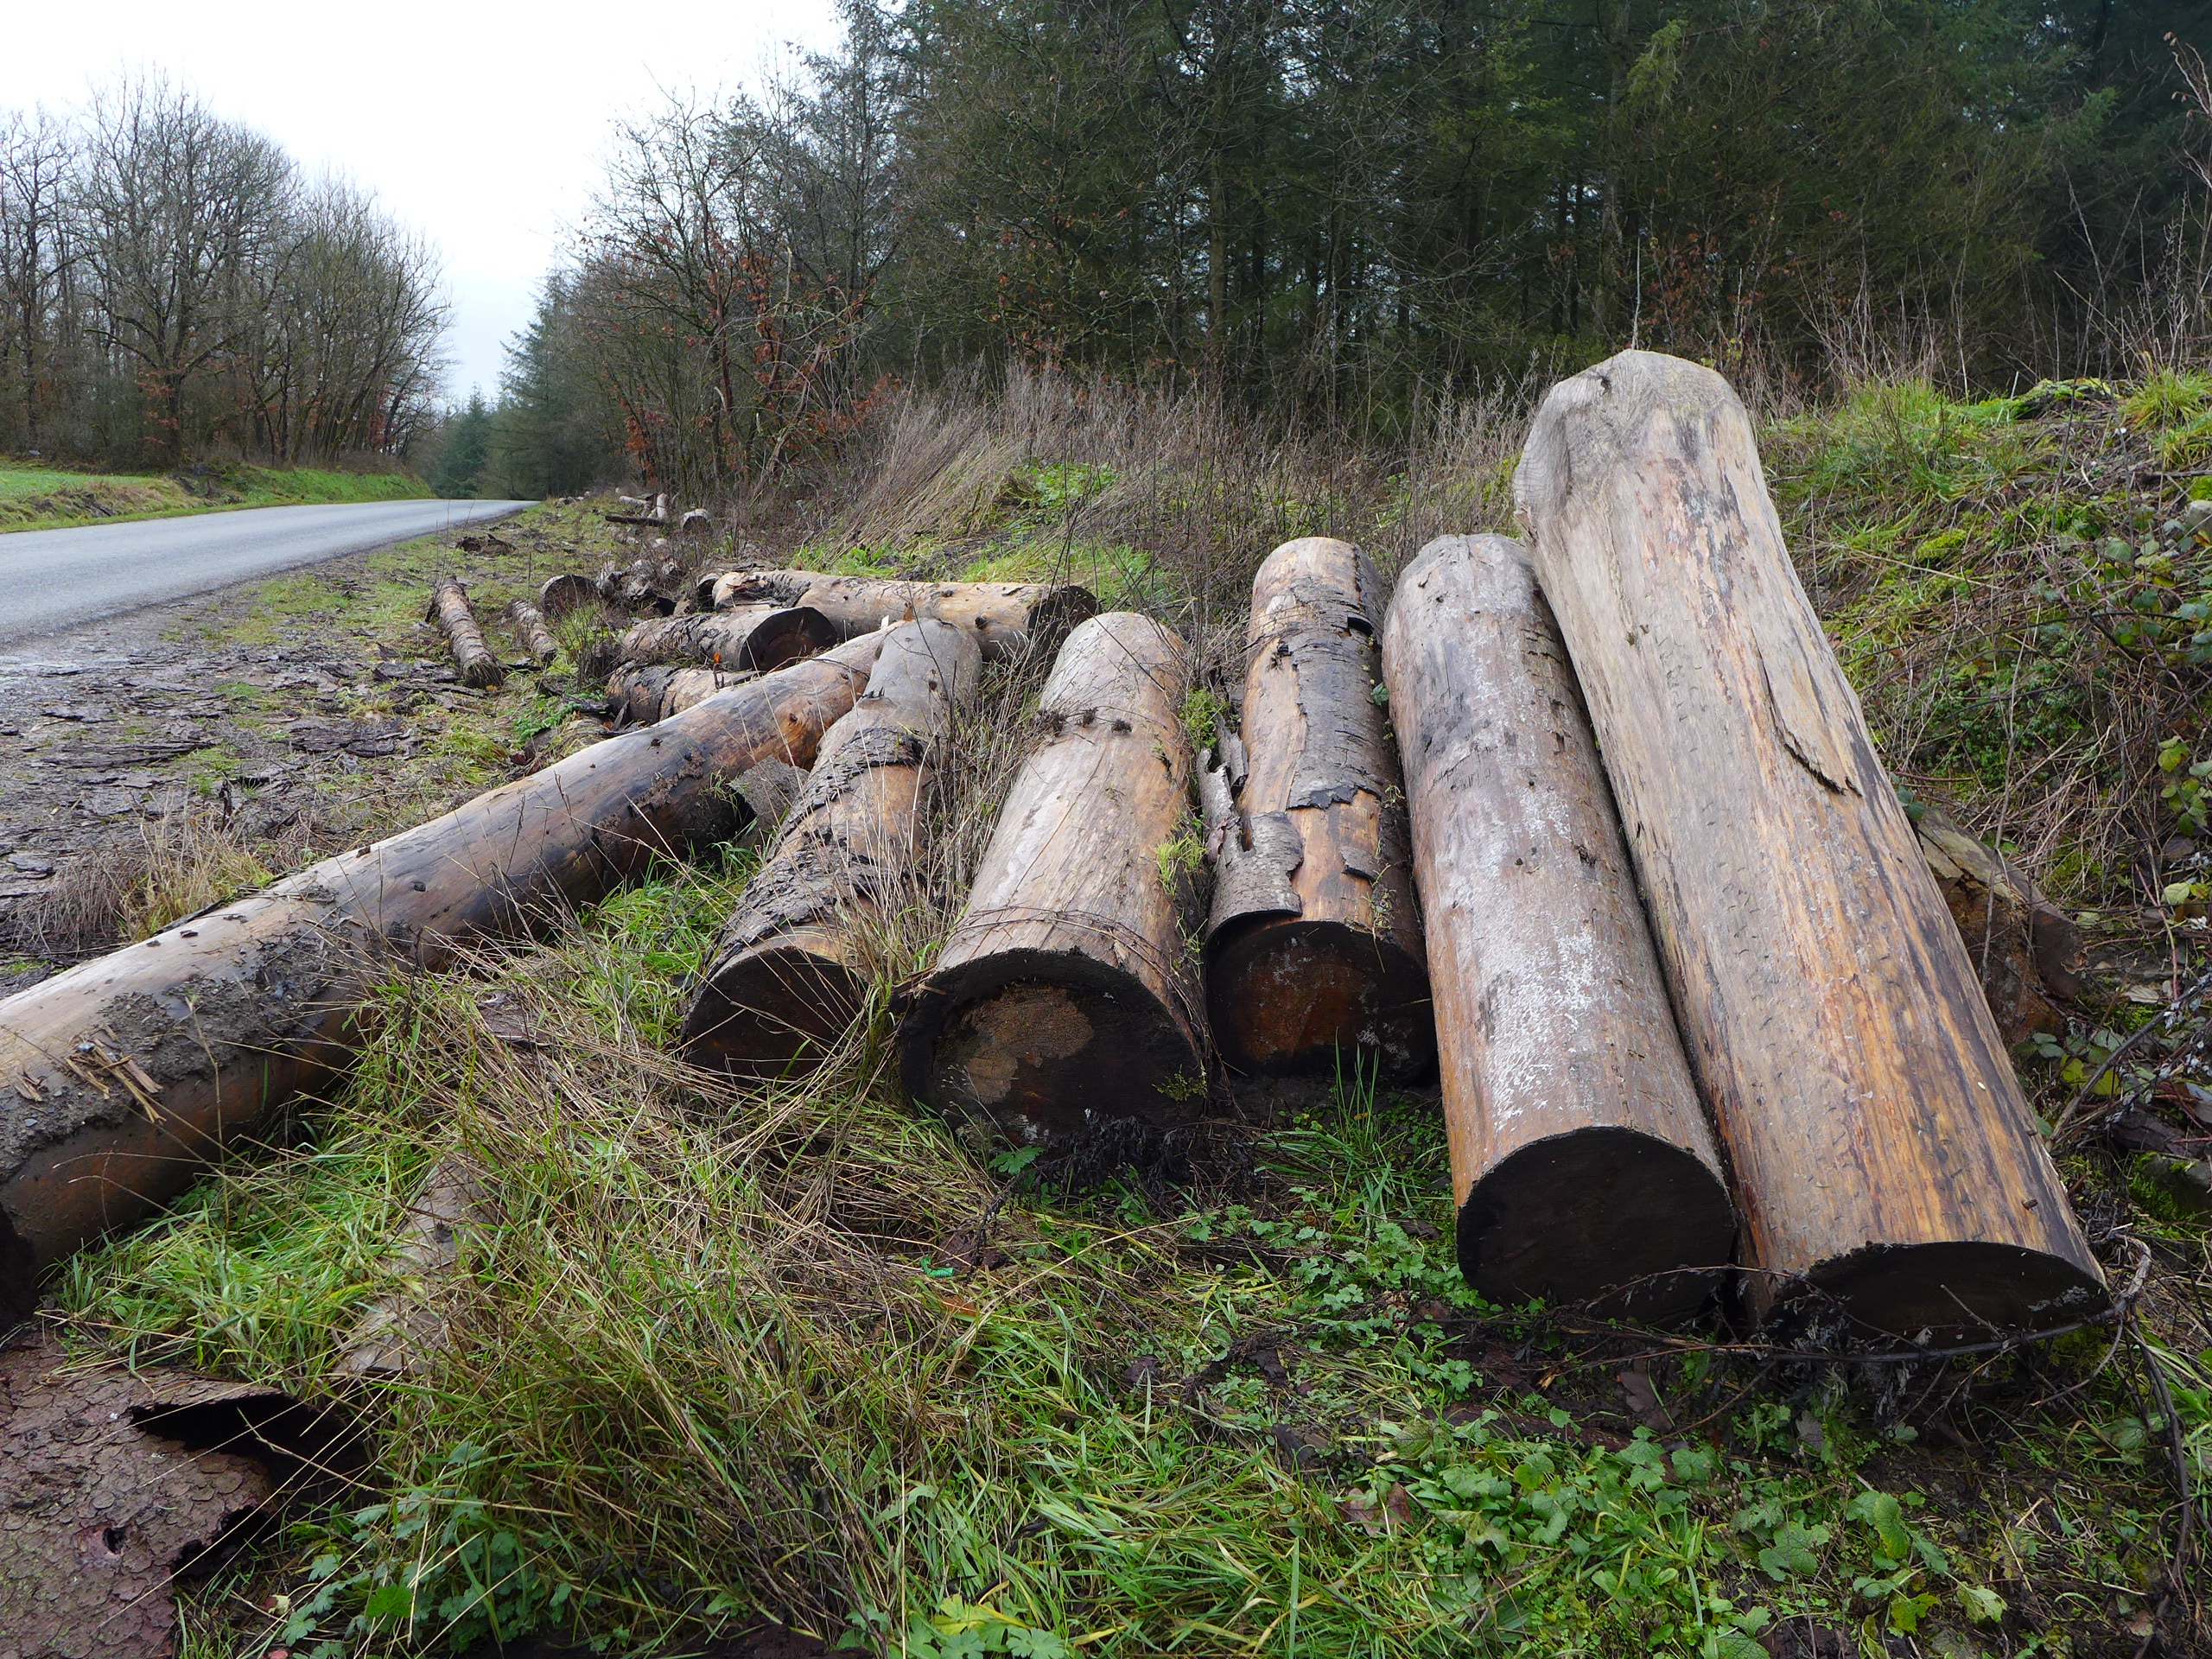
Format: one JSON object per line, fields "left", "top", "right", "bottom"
{"left": 709, "top": 570, "right": 1097, "bottom": 663}
{"left": 615, "top": 604, "right": 836, "bottom": 671}
{"left": 1382, "top": 535, "right": 1733, "bottom": 1318}
{"left": 426, "top": 579, "right": 503, "bottom": 689}
{"left": 897, "top": 613, "right": 1205, "bottom": 1155}
{"left": 1515, "top": 349, "right": 2105, "bottom": 1336}
{"left": 683, "top": 620, "right": 983, "bottom": 1076}
{"left": 1201, "top": 537, "right": 1431, "bottom": 1081}
{"left": 0, "top": 635, "right": 886, "bottom": 1328}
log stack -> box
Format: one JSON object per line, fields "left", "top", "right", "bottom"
{"left": 1382, "top": 534, "right": 1733, "bottom": 1318}
{"left": 898, "top": 613, "right": 1205, "bottom": 1156}
{"left": 1514, "top": 349, "right": 2105, "bottom": 1336}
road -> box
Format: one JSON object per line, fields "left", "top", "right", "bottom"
{"left": 0, "top": 498, "right": 531, "bottom": 645}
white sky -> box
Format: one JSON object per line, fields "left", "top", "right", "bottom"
{"left": 0, "top": 0, "right": 841, "bottom": 405}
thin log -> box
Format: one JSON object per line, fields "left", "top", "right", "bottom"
{"left": 1382, "top": 535, "right": 1734, "bottom": 1318}
{"left": 709, "top": 569, "right": 1097, "bottom": 663}
{"left": 683, "top": 620, "right": 984, "bottom": 1076}
{"left": 897, "top": 613, "right": 1205, "bottom": 1156}
{"left": 1515, "top": 349, "right": 2105, "bottom": 1336}
{"left": 537, "top": 572, "right": 599, "bottom": 619}
{"left": 0, "top": 635, "right": 887, "bottom": 1327}
{"left": 505, "top": 600, "right": 558, "bottom": 667}
{"left": 426, "top": 580, "right": 503, "bottom": 689}
{"left": 615, "top": 604, "right": 836, "bottom": 671}
{"left": 1202, "top": 536, "right": 1431, "bottom": 1080}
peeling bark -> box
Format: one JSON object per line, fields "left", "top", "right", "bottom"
{"left": 425, "top": 579, "right": 502, "bottom": 689}
{"left": 505, "top": 600, "right": 559, "bottom": 666}
{"left": 1914, "top": 798, "right": 2082, "bottom": 1043}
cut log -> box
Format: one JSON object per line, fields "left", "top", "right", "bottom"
{"left": 1202, "top": 537, "right": 1431, "bottom": 1081}
{"left": 1912, "top": 795, "right": 2082, "bottom": 1044}
{"left": 1515, "top": 349, "right": 2105, "bottom": 1337}
{"left": 537, "top": 571, "right": 599, "bottom": 619}
{"left": 505, "top": 599, "right": 559, "bottom": 666}
{"left": 597, "top": 557, "right": 686, "bottom": 614}
{"left": 607, "top": 663, "right": 755, "bottom": 728}
{"left": 615, "top": 604, "right": 837, "bottom": 671}
{"left": 709, "top": 569, "right": 1097, "bottom": 663}
{"left": 0, "top": 635, "right": 886, "bottom": 1328}
{"left": 425, "top": 579, "right": 503, "bottom": 689}
{"left": 1382, "top": 535, "right": 1734, "bottom": 1318}
{"left": 898, "top": 613, "right": 1205, "bottom": 1155}
{"left": 683, "top": 620, "right": 984, "bottom": 1076}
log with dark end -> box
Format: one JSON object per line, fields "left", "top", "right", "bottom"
{"left": 1203, "top": 536, "right": 1431, "bottom": 1082}
{"left": 616, "top": 605, "right": 837, "bottom": 672}
{"left": 710, "top": 570, "right": 1099, "bottom": 663}
{"left": 683, "top": 620, "right": 983, "bottom": 1076}
{"left": 1514, "top": 349, "right": 2105, "bottom": 1337}
{"left": 0, "top": 635, "right": 887, "bottom": 1328}
{"left": 506, "top": 600, "right": 559, "bottom": 666}
{"left": 538, "top": 572, "right": 600, "bottom": 618}
{"left": 898, "top": 613, "right": 1205, "bottom": 1156}
{"left": 1382, "top": 534, "right": 1733, "bottom": 1319}
{"left": 427, "top": 579, "right": 504, "bottom": 688}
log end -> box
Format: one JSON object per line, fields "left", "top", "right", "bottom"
{"left": 899, "top": 951, "right": 1205, "bottom": 1157}
{"left": 732, "top": 606, "right": 840, "bottom": 672}
{"left": 679, "top": 938, "right": 867, "bottom": 1079}
{"left": 1205, "top": 917, "right": 1433, "bottom": 1083}
{"left": 1458, "top": 1127, "right": 1737, "bottom": 1323}
{"left": 1765, "top": 1238, "right": 2110, "bottom": 1342}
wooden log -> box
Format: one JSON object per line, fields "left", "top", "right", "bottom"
{"left": 607, "top": 664, "right": 755, "bottom": 728}
{"left": 1201, "top": 537, "right": 1431, "bottom": 1081}
{"left": 709, "top": 570, "right": 1097, "bottom": 663}
{"left": 505, "top": 600, "right": 559, "bottom": 667}
{"left": 1913, "top": 796, "right": 2082, "bottom": 1044}
{"left": 1382, "top": 535, "right": 1734, "bottom": 1318}
{"left": 897, "top": 613, "right": 1205, "bottom": 1155}
{"left": 615, "top": 605, "right": 836, "bottom": 672}
{"left": 682, "top": 620, "right": 984, "bottom": 1076}
{"left": 426, "top": 579, "right": 503, "bottom": 689}
{"left": 0, "top": 636, "right": 886, "bottom": 1327}
{"left": 537, "top": 572, "right": 599, "bottom": 619}
{"left": 1515, "top": 349, "right": 2105, "bottom": 1336}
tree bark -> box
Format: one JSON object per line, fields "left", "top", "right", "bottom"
{"left": 426, "top": 579, "right": 503, "bottom": 689}
{"left": 1514, "top": 349, "right": 2105, "bottom": 1336}
{"left": 1202, "top": 536, "right": 1431, "bottom": 1081}
{"left": 897, "top": 613, "right": 1205, "bottom": 1159}
{"left": 606, "top": 664, "right": 762, "bottom": 728}
{"left": 1914, "top": 797, "right": 2082, "bottom": 1045}
{"left": 683, "top": 620, "right": 984, "bottom": 1077}
{"left": 505, "top": 600, "right": 558, "bottom": 667}
{"left": 615, "top": 605, "right": 836, "bottom": 671}
{"left": 709, "top": 570, "right": 1097, "bottom": 664}
{"left": 0, "top": 635, "right": 886, "bottom": 1328}
{"left": 1382, "top": 534, "right": 1733, "bottom": 1318}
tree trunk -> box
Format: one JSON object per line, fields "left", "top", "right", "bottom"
{"left": 615, "top": 605, "right": 836, "bottom": 671}
{"left": 1514, "top": 349, "right": 2105, "bottom": 1336}
{"left": 426, "top": 579, "right": 503, "bottom": 689}
{"left": 0, "top": 636, "right": 886, "bottom": 1327}
{"left": 709, "top": 570, "right": 1097, "bottom": 664}
{"left": 683, "top": 620, "right": 984, "bottom": 1076}
{"left": 897, "top": 613, "right": 1205, "bottom": 1160}
{"left": 1202, "top": 536, "right": 1430, "bottom": 1081}
{"left": 1382, "top": 534, "right": 1734, "bottom": 1319}
{"left": 505, "top": 600, "right": 558, "bottom": 667}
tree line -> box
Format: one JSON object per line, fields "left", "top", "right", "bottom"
{"left": 0, "top": 77, "right": 446, "bottom": 470}
{"left": 463, "top": 0, "right": 2212, "bottom": 503}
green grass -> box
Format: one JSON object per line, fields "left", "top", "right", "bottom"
{"left": 0, "top": 456, "right": 429, "bottom": 531}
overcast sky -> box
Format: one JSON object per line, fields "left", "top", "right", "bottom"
{"left": 0, "top": 0, "right": 840, "bottom": 404}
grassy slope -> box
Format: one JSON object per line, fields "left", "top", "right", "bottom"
{"left": 0, "top": 457, "right": 430, "bottom": 531}
{"left": 44, "top": 385, "right": 2212, "bottom": 1659}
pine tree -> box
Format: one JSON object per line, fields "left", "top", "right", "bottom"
{"left": 429, "top": 389, "right": 493, "bottom": 499}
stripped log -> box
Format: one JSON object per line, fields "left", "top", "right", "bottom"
{"left": 607, "top": 664, "right": 755, "bottom": 728}
{"left": 0, "top": 636, "right": 886, "bottom": 1328}
{"left": 898, "top": 613, "right": 1205, "bottom": 1155}
{"left": 1201, "top": 537, "right": 1431, "bottom": 1080}
{"left": 683, "top": 620, "right": 983, "bottom": 1075}
{"left": 506, "top": 600, "right": 559, "bottom": 666}
{"left": 537, "top": 572, "right": 599, "bottom": 619}
{"left": 426, "top": 580, "right": 503, "bottom": 688}
{"left": 1515, "top": 349, "right": 2105, "bottom": 1336}
{"left": 1382, "top": 535, "right": 1733, "bottom": 1317}
{"left": 709, "top": 570, "right": 1097, "bottom": 663}
{"left": 615, "top": 604, "right": 836, "bottom": 671}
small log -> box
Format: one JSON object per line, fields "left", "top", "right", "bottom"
{"left": 607, "top": 664, "right": 754, "bottom": 728}
{"left": 505, "top": 600, "right": 559, "bottom": 667}
{"left": 898, "top": 613, "right": 1205, "bottom": 1155}
{"left": 0, "top": 637, "right": 887, "bottom": 1325}
{"left": 1913, "top": 796, "right": 2082, "bottom": 1043}
{"left": 679, "top": 507, "right": 714, "bottom": 537}
{"left": 1515, "top": 349, "right": 2104, "bottom": 1336}
{"left": 615, "top": 605, "right": 836, "bottom": 671}
{"left": 1202, "top": 537, "right": 1431, "bottom": 1080}
{"left": 425, "top": 579, "right": 503, "bottom": 689}
{"left": 709, "top": 570, "right": 1097, "bottom": 663}
{"left": 596, "top": 557, "right": 685, "bottom": 614}
{"left": 537, "top": 572, "right": 599, "bottom": 619}
{"left": 683, "top": 620, "right": 984, "bottom": 1075}
{"left": 1382, "top": 535, "right": 1734, "bottom": 1317}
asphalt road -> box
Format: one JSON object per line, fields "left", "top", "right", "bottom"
{"left": 0, "top": 498, "right": 531, "bottom": 645}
